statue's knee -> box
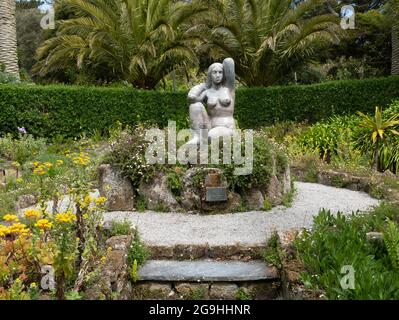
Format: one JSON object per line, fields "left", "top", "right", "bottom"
{"left": 189, "top": 102, "right": 205, "bottom": 118}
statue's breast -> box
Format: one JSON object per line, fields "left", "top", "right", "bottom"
{"left": 207, "top": 87, "right": 233, "bottom": 109}
{"left": 219, "top": 88, "right": 232, "bottom": 107}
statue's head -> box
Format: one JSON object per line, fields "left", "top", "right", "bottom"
{"left": 206, "top": 63, "right": 224, "bottom": 88}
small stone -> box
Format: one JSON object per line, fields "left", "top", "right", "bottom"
{"left": 105, "top": 235, "right": 133, "bottom": 251}
{"left": 98, "top": 164, "right": 135, "bottom": 211}
{"left": 283, "top": 165, "right": 292, "bottom": 194}
{"left": 265, "top": 175, "right": 283, "bottom": 206}
{"left": 242, "top": 189, "right": 264, "bottom": 210}
{"left": 209, "top": 283, "right": 238, "bottom": 300}
{"left": 174, "top": 283, "right": 209, "bottom": 299}
{"left": 139, "top": 172, "right": 181, "bottom": 212}
{"left": 15, "top": 194, "right": 37, "bottom": 211}
{"left": 366, "top": 232, "right": 383, "bottom": 241}
{"left": 133, "top": 282, "right": 173, "bottom": 299}
{"left": 245, "top": 282, "right": 279, "bottom": 300}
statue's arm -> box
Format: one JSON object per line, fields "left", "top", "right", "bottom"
{"left": 188, "top": 83, "right": 207, "bottom": 103}
{"left": 223, "top": 58, "right": 235, "bottom": 90}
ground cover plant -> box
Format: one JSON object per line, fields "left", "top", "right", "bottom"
{"left": 293, "top": 203, "right": 399, "bottom": 300}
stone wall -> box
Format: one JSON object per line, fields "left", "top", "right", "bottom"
{"left": 99, "top": 164, "right": 292, "bottom": 214}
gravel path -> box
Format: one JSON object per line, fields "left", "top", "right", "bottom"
{"left": 103, "top": 182, "right": 379, "bottom": 247}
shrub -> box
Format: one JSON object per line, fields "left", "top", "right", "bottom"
{"left": 295, "top": 208, "right": 399, "bottom": 300}
{"left": 0, "top": 133, "right": 47, "bottom": 164}
{"left": 104, "top": 127, "right": 162, "bottom": 188}
{"left": 296, "top": 115, "right": 359, "bottom": 163}
{"left": 105, "top": 128, "right": 288, "bottom": 193}
{"left": 1, "top": 77, "right": 399, "bottom": 138}
{"left": 0, "top": 72, "right": 20, "bottom": 85}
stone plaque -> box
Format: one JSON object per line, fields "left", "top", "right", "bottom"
{"left": 206, "top": 187, "right": 228, "bottom": 202}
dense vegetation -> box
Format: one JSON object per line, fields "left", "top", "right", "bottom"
{"left": 1, "top": 76, "right": 398, "bottom": 138}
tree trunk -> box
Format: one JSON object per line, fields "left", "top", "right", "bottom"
{"left": 392, "top": 23, "right": 399, "bottom": 75}
{"left": 0, "top": 0, "right": 20, "bottom": 77}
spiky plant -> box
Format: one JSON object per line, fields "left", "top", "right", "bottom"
{"left": 194, "top": 0, "right": 341, "bottom": 86}
{"left": 34, "top": 0, "right": 206, "bottom": 88}
{"left": 355, "top": 107, "right": 399, "bottom": 172}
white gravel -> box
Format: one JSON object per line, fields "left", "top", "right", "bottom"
{"left": 103, "top": 182, "right": 380, "bottom": 247}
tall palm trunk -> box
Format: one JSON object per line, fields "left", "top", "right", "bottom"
{"left": 0, "top": 0, "right": 20, "bottom": 78}
{"left": 392, "top": 23, "right": 399, "bottom": 75}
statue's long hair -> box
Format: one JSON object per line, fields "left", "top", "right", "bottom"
{"left": 205, "top": 63, "right": 225, "bottom": 89}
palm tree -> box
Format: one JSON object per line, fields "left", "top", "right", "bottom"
{"left": 387, "top": 0, "right": 399, "bottom": 75}
{"left": 0, "top": 0, "right": 20, "bottom": 78}
{"left": 194, "top": 0, "right": 341, "bottom": 86}
{"left": 34, "top": 0, "right": 206, "bottom": 88}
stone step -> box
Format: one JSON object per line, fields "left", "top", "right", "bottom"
{"left": 138, "top": 259, "right": 278, "bottom": 282}
{"left": 147, "top": 244, "right": 265, "bottom": 260}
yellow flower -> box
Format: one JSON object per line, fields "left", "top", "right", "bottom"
{"left": 56, "top": 160, "right": 64, "bottom": 166}
{"left": 30, "top": 283, "right": 37, "bottom": 289}
{"left": 79, "top": 195, "right": 93, "bottom": 209}
{"left": 55, "top": 211, "right": 77, "bottom": 224}
{"left": 100, "top": 256, "right": 107, "bottom": 263}
{"left": 24, "top": 208, "right": 41, "bottom": 219}
{"left": 72, "top": 153, "right": 91, "bottom": 166}
{"left": 3, "top": 214, "right": 19, "bottom": 222}
{"left": 9, "top": 222, "right": 30, "bottom": 236}
{"left": 84, "top": 195, "right": 93, "bottom": 205}
{"left": 33, "top": 161, "right": 40, "bottom": 168}
{"left": 0, "top": 225, "right": 10, "bottom": 237}
{"left": 33, "top": 165, "right": 46, "bottom": 175}
{"left": 95, "top": 197, "right": 107, "bottom": 206}
{"left": 35, "top": 219, "right": 53, "bottom": 230}
{"left": 43, "top": 162, "right": 53, "bottom": 168}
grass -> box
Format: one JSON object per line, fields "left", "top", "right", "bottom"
{"left": 105, "top": 219, "right": 132, "bottom": 237}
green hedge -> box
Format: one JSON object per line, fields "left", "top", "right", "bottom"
{"left": 1, "top": 77, "right": 399, "bottom": 138}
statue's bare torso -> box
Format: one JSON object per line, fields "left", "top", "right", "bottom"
{"left": 187, "top": 58, "right": 236, "bottom": 145}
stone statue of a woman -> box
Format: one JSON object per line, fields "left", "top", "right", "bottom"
{"left": 186, "top": 58, "right": 236, "bottom": 145}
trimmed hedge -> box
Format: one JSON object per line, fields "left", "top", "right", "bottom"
{"left": 1, "top": 77, "right": 399, "bottom": 138}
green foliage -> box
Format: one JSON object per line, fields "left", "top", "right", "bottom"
{"left": 0, "top": 72, "right": 20, "bottom": 84}
{"left": 236, "top": 288, "right": 252, "bottom": 301}
{"left": 106, "top": 220, "right": 132, "bottom": 237}
{"left": 131, "top": 259, "right": 139, "bottom": 283}
{"left": 384, "top": 220, "right": 399, "bottom": 270}
{"left": 197, "top": 0, "right": 340, "bottom": 87}
{"left": 295, "top": 207, "right": 399, "bottom": 300}
{"left": 166, "top": 169, "right": 184, "bottom": 197}
{"left": 106, "top": 127, "right": 287, "bottom": 194}
{"left": 64, "top": 291, "right": 83, "bottom": 300}
{"left": 297, "top": 115, "right": 359, "bottom": 162}
{"left": 353, "top": 105, "right": 399, "bottom": 173}
{"left": 219, "top": 133, "right": 279, "bottom": 191}
{"left": 190, "top": 287, "right": 206, "bottom": 300}
{"left": 104, "top": 128, "right": 161, "bottom": 188}
{"left": 262, "top": 200, "right": 272, "bottom": 212}
{"left": 262, "top": 232, "right": 285, "bottom": 270}
{"left": 1, "top": 77, "right": 399, "bottom": 138}
{"left": 34, "top": 0, "right": 203, "bottom": 89}
{"left": 127, "top": 232, "right": 150, "bottom": 267}
{"left": 0, "top": 133, "right": 47, "bottom": 164}
{"left": 282, "top": 188, "right": 295, "bottom": 208}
